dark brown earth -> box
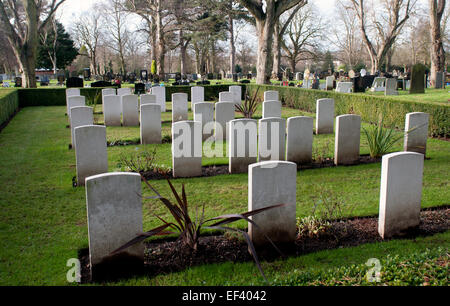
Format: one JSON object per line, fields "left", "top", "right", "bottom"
{"left": 79, "top": 206, "right": 449, "bottom": 283}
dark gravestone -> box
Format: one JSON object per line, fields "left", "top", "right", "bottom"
{"left": 217, "top": 74, "right": 222, "bottom": 80}
{"left": 232, "top": 74, "right": 238, "bottom": 82}
{"left": 134, "top": 83, "right": 145, "bottom": 95}
{"left": 240, "top": 79, "right": 250, "bottom": 84}
{"left": 247, "top": 73, "right": 252, "bottom": 79}
{"left": 140, "top": 70, "right": 148, "bottom": 82}
{"left": 15, "top": 77, "right": 22, "bottom": 87}
{"left": 40, "top": 75, "right": 50, "bottom": 86}
{"left": 277, "top": 73, "right": 283, "bottom": 81}
{"left": 410, "top": 64, "right": 426, "bottom": 94}
{"left": 91, "top": 81, "right": 114, "bottom": 88}
{"left": 288, "top": 73, "right": 294, "bottom": 81}
{"left": 67, "top": 77, "right": 84, "bottom": 88}
{"left": 362, "top": 75, "right": 376, "bottom": 90}
{"left": 128, "top": 73, "right": 136, "bottom": 84}
{"left": 57, "top": 75, "right": 65, "bottom": 85}
{"left": 311, "top": 79, "right": 320, "bottom": 89}
{"left": 352, "top": 76, "right": 365, "bottom": 93}
{"left": 0, "top": 75, "right": 3, "bottom": 84}
{"left": 83, "top": 68, "right": 91, "bottom": 81}
{"left": 207, "top": 73, "right": 214, "bottom": 80}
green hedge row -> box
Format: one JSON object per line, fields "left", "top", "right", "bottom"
{"left": 246, "top": 84, "right": 449, "bottom": 137}
{"left": 0, "top": 90, "right": 19, "bottom": 128}
{"left": 16, "top": 85, "right": 239, "bottom": 108}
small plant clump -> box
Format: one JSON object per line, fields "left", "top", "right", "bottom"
{"left": 296, "top": 215, "right": 331, "bottom": 239}
{"left": 235, "top": 87, "right": 260, "bottom": 118}
{"left": 363, "top": 117, "right": 404, "bottom": 158}
{"left": 118, "top": 148, "right": 171, "bottom": 176}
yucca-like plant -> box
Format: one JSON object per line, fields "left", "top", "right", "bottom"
{"left": 363, "top": 118, "right": 404, "bottom": 158}
{"left": 110, "top": 174, "right": 284, "bottom": 281}
{"left": 235, "top": 87, "right": 260, "bottom": 118}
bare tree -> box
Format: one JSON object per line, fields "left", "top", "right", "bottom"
{"left": 272, "top": 2, "right": 305, "bottom": 76}
{"left": 39, "top": 16, "right": 59, "bottom": 75}
{"left": 238, "top": 0, "right": 307, "bottom": 84}
{"left": 105, "top": 0, "right": 129, "bottom": 75}
{"left": 281, "top": 4, "right": 322, "bottom": 72}
{"left": 429, "top": 0, "right": 446, "bottom": 87}
{"left": 349, "top": 0, "right": 414, "bottom": 74}
{"left": 73, "top": 12, "right": 103, "bottom": 76}
{"left": 0, "top": 0, "right": 66, "bottom": 87}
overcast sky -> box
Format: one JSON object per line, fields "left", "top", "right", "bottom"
{"left": 59, "top": 0, "right": 338, "bottom": 27}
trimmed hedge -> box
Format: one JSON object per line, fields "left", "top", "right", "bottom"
{"left": 16, "top": 85, "right": 239, "bottom": 108}
{"left": 0, "top": 90, "right": 19, "bottom": 128}
{"left": 246, "top": 84, "right": 449, "bottom": 137}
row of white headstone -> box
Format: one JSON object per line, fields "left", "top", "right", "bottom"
{"left": 84, "top": 150, "right": 426, "bottom": 275}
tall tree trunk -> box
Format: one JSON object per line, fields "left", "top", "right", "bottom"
{"left": 156, "top": 0, "right": 165, "bottom": 76}
{"left": 228, "top": 10, "right": 236, "bottom": 74}
{"left": 256, "top": 18, "right": 275, "bottom": 84}
{"left": 272, "top": 22, "right": 281, "bottom": 78}
{"left": 20, "top": 0, "right": 38, "bottom": 88}
{"left": 290, "top": 57, "right": 296, "bottom": 73}
{"left": 429, "top": 0, "right": 446, "bottom": 87}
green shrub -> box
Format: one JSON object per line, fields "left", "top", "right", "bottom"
{"left": 0, "top": 90, "right": 19, "bottom": 128}
{"left": 246, "top": 84, "right": 450, "bottom": 137}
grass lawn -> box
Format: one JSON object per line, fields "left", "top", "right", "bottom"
{"left": 0, "top": 103, "right": 448, "bottom": 285}
{"left": 361, "top": 87, "right": 449, "bottom": 105}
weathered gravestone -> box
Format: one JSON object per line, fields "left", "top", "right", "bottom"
{"left": 191, "top": 86, "right": 204, "bottom": 105}
{"left": 193, "top": 102, "right": 214, "bottom": 141}
{"left": 264, "top": 91, "right": 279, "bottom": 102}
{"left": 409, "top": 64, "right": 426, "bottom": 94}
{"left": 262, "top": 101, "right": 282, "bottom": 118}
{"left": 258, "top": 118, "right": 286, "bottom": 161}
{"left": 335, "top": 82, "right": 352, "bottom": 93}
{"left": 150, "top": 86, "right": 166, "bottom": 112}
{"left": 66, "top": 77, "right": 83, "bottom": 88}
{"left": 352, "top": 76, "right": 365, "bottom": 93}
{"left": 134, "top": 83, "right": 146, "bottom": 95}
{"left": 434, "top": 71, "right": 444, "bottom": 89}
{"left": 103, "top": 95, "right": 122, "bottom": 126}
{"left": 315, "top": 98, "right": 334, "bottom": 134}
{"left": 215, "top": 102, "right": 235, "bottom": 141}
{"left": 248, "top": 161, "right": 297, "bottom": 246}
{"left": 286, "top": 116, "right": 313, "bottom": 164}
{"left": 172, "top": 93, "right": 188, "bottom": 122}
{"left": 122, "top": 95, "right": 139, "bottom": 126}
{"left": 85, "top": 172, "right": 144, "bottom": 279}
{"left": 334, "top": 114, "right": 361, "bottom": 165}
{"left": 219, "top": 91, "right": 234, "bottom": 102}
{"left": 404, "top": 112, "right": 429, "bottom": 155}
{"left": 370, "top": 77, "right": 386, "bottom": 92}
{"left": 228, "top": 119, "right": 257, "bottom": 174}
{"left": 67, "top": 96, "right": 86, "bottom": 121}
{"left": 70, "top": 106, "right": 94, "bottom": 149}
{"left": 326, "top": 76, "right": 334, "bottom": 90}
{"left": 140, "top": 104, "right": 161, "bottom": 144}
{"left": 385, "top": 78, "right": 398, "bottom": 95}
{"left": 229, "top": 85, "right": 242, "bottom": 106}
{"left": 74, "top": 125, "right": 108, "bottom": 186}
{"left": 140, "top": 94, "right": 157, "bottom": 105}
{"left": 378, "top": 152, "right": 424, "bottom": 238}
{"left": 172, "top": 121, "right": 202, "bottom": 178}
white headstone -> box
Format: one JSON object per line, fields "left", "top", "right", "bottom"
{"left": 334, "top": 114, "right": 361, "bottom": 165}
{"left": 326, "top": 76, "right": 334, "bottom": 90}
{"left": 172, "top": 93, "right": 188, "bottom": 122}
{"left": 286, "top": 116, "right": 313, "bottom": 164}
{"left": 228, "top": 119, "right": 257, "bottom": 174}
{"left": 140, "top": 94, "right": 157, "bottom": 105}
{"left": 70, "top": 106, "right": 94, "bottom": 149}
{"left": 219, "top": 91, "right": 234, "bottom": 102}
{"left": 385, "top": 78, "right": 398, "bottom": 95}
{"left": 67, "top": 96, "right": 86, "bottom": 121}
{"left": 74, "top": 125, "right": 108, "bottom": 186}
{"left": 229, "top": 85, "right": 242, "bottom": 106}
{"left": 140, "top": 104, "right": 161, "bottom": 144}
{"left": 262, "top": 101, "right": 282, "bottom": 118}
{"left": 193, "top": 102, "right": 214, "bottom": 141}
{"left": 404, "top": 112, "right": 429, "bottom": 155}
{"left": 335, "top": 82, "right": 352, "bottom": 93}
{"left": 248, "top": 161, "right": 297, "bottom": 246}
{"left": 191, "top": 86, "right": 204, "bottom": 105}
{"left": 264, "top": 91, "right": 279, "bottom": 102}
{"left": 215, "top": 102, "right": 235, "bottom": 141}
{"left": 117, "top": 87, "right": 132, "bottom": 96}
{"left": 378, "top": 152, "right": 424, "bottom": 238}
{"left": 122, "top": 95, "right": 139, "bottom": 126}
{"left": 316, "top": 98, "right": 334, "bottom": 134}
{"left": 103, "top": 95, "right": 121, "bottom": 126}
{"left": 85, "top": 172, "right": 144, "bottom": 271}
{"left": 258, "top": 118, "right": 286, "bottom": 161}
{"left": 102, "top": 88, "right": 116, "bottom": 97}
{"left": 151, "top": 86, "right": 166, "bottom": 112}
{"left": 172, "top": 121, "right": 202, "bottom": 178}
{"left": 66, "top": 88, "right": 80, "bottom": 98}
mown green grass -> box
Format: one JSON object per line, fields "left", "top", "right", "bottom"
{"left": 0, "top": 105, "right": 448, "bottom": 285}
{"left": 362, "top": 87, "right": 449, "bottom": 105}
